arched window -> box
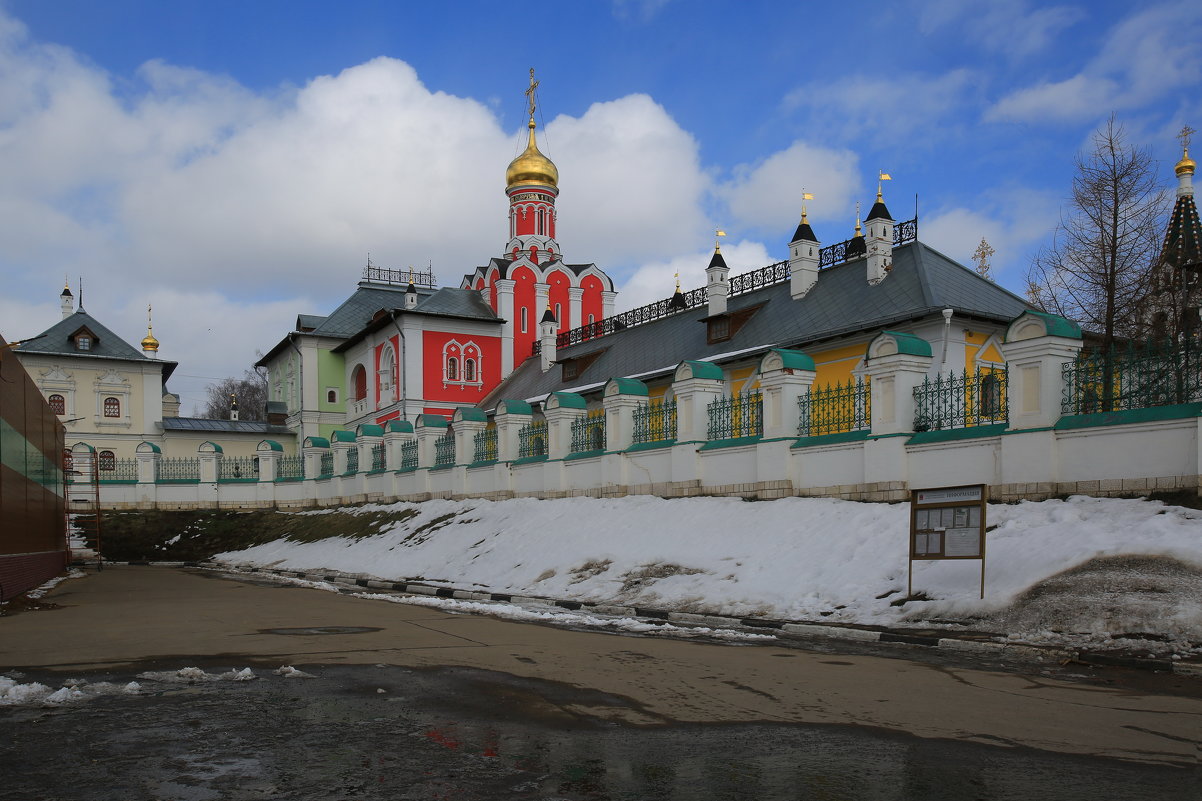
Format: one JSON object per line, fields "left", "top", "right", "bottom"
{"left": 555, "top": 303, "right": 562, "bottom": 325}
{"left": 588, "top": 314, "right": 595, "bottom": 325}
{"left": 979, "top": 372, "right": 1002, "bottom": 419}
{"left": 103, "top": 397, "right": 120, "bottom": 418}
{"left": 98, "top": 450, "right": 115, "bottom": 471}
{"left": 537, "top": 208, "right": 545, "bottom": 235}
{"left": 521, "top": 307, "right": 528, "bottom": 333}
{"left": 447, "top": 357, "right": 458, "bottom": 381}
{"left": 351, "top": 365, "right": 367, "bottom": 401}
{"left": 48, "top": 394, "right": 65, "bottom": 415}
{"left": 62, "top": 450, "right": 73, "bottom": 471}
{"left": 464, "top": 359, "right": 476, "bottom": 382}
{"left": 327, "top": 389, "right": 337, "bottom": 404}
{"left": 379, "top": 344, "right": 396, "bottom": 390}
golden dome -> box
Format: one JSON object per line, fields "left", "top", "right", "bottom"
{"left": 506, "top": 119, "right": 558, "bottom": 190}
{"left": 141, "top": 304, "right": 159, "bottom": 352}
{"left": 1176, "top": 150, "right": 1195, "bottom": 177}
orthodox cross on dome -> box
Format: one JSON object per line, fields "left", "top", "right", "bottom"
{"left": 525, "top": 68, "right": 539, "bottom": 121}
{"left": 972, "top": 237, "right": 995, "bottom": 280}
{"left": 1179, "top": 124, "right": 1196, "bottom": 154}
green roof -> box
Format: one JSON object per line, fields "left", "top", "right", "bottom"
{"left": 1007, "top": 310, "right": 1082, "bottom": 341}
{"left": 547, "top": 391, "right": 587, "bottom": 409}
{"left": 763, "top": 348, "right": 816, "bottom": 372}
{"left": 303, "top": 436, "right": 330, "bottom": 448}
{"left": 676, "top": 360, "right": 724, "bottom": 380}
{"left": 417, "top": 414, "right": 449, "bottom": 428}
{"left": 605, "top": 377, "right": 649, "bottom": 396}
{"left": 454, "top": 408, "right": 489, "bottom": 423}
{"left": 257, "top": 440, "right": 282, "bottom": 452}
{"left": 331, "top": 430, "right": 356, "bottom": 443}
{"left": 386, "top": 420, "right": 414, "bottom": 433}
{"left": 497, "top": 399, "right": 533, "bottom": 415}
{"left": 356, "top": 424, "right": 385, "bottom": 438}
{"left": 869, "top": 331, "right": 932, "bottom": 359}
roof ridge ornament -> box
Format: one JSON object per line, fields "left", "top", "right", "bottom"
{"left": 877, "top": 171, "right": 892, "bottom": 201}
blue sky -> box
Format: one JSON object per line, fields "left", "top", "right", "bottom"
{"left": 1, "top": 0, "right": 1199, "bottom": 411}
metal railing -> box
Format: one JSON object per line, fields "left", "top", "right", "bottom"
{"left": 569, "top": 409, "right": 606, "bottom": 454}
{"left": 913, "top": 367, "right": 1008, "bottom": 431}
{"left": 318, "top": 451, "right": 334, "bottom": 478}
{"left": 632, "top": 398, "right": 677, "bottom": 444}
{"left": 518, "top": 420, "right": 548, "bottom": 458}
{"left": 1062, "top": 340, "right": 1202, "bottom": 415}
{"left": 400, "top": 440, "right": 418, "bottom": 471}
{"left": 276, "top": 454, "right": 303, "bottom": 481}
{"left": 707, "top": 391, "right": 763, "bottom": 440}
{"left": 545, "top": 218, "right": 918, "bottom": 353}
{"left": 344, "top": 449, "right": 359, "bottom": 475}
{"left": 97, "top": 458, "right": 138, "bottom": 482}
{"left": 798, "top": 378, "right": 871, "bottom": 437}
{"left": 369, "top": 443, "right": 385, "bottom": 471}
{"left": 473, "top": 428, "right": 498, "bottom": 463}
{"left": 159, "top": 457, "right": 200, "bottom": 483}
{"left": 434, "top": 430, "right": 455, "bottom": 467}
{"left": 362, "top": 264, "right": 436, "bottom": 287}
{"left": 219, "top": 456, "right": 258, "bottom": 482}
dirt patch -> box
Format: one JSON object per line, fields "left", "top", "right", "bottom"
{"left": 568, "top": 559, "right": 612, "bottom": 584}
{"left": 99, "top": 508, "right": 419, "bottom": 562}
{"left": 618, "top": 563, "right": 706, "bottom": 594}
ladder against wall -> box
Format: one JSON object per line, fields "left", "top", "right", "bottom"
{"left": 64, "top": 445, "right": 102, "bottom": 570}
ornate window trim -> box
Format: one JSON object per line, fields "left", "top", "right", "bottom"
{"left": 442, "top": 339, "right": 485, "bottom": 389}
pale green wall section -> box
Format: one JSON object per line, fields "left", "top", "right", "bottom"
{"left": 317, "top": 349, "right": 345, "bottom": 412}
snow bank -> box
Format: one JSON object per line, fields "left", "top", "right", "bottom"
{"left": 214, "top": 495, "right": 1202, "bottom": 651}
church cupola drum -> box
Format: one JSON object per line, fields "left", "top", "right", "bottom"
{"left": 505, "top": 69, "right": 561, "bottom": 265}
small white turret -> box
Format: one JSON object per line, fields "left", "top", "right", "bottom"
{"left": 60, "top": 279, "right": 74, "bottom": 319}
{"left": 706, "top": 230, "right": 730, "bottom": 317}
{"left": 788, "top": 197, "right": 820, "bottom": 299}
{"left": 539, "top": 304, "right": 557, "bottom": 372}
{"left": 866, "top": 173, "right": 894, "bottom": 286}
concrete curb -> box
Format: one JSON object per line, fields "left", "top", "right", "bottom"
{"left": 95, "top": 561, "right": 1202, "bottom": 677}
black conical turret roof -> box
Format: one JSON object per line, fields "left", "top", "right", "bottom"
{"left": 866, "top": 199, "right": 893, "bottom": 221}
{"left": 1161, "top": 193, "right": 1202, "bottom": 272}
{"left": 707, "top": 249, "right": 728, "bottom": 271}
{"left": 845, "top": 235, "right": 867, "bottom": 259}
{"left": 791, "top": 221, "right": 817, "bottom": 243}
{"left": 541, "top": 306, "right": 557, "bottom": 324}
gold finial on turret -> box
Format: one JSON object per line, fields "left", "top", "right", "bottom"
{"left": 714, "top": 228, "right": 726, "bottom": 252}
{"left": 1177, "top": 124, "right": 1196, "bottom": 177}
{"left": 854, "top": 201, "right": 862, "bottom": 236}
{"left": 801, "top": 192, "right": 814, "bottom": 223}
{"left": 506, "top": 68, "right": 559, "bottom": 190}
{"left": 877, "top": 172, "right": 892, "bottom": 201}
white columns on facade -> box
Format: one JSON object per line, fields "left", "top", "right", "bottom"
{"left": 602, "top": 378, "right": 648, "bottom": 452}
{"left": 757, "top": 350, "right": 816, "bottom": 439}
{"left": 494, "top": 400, "right": 533, "bottom": 462}
{"left": 671, "top": 361, "right": 726, "bottom": 443}
{"left": 601, "top": 290, "right": 617, "bottom": 321}
{"left": 496, "top": 279, "right": 516, "bottom": 376}
{"left": 331, "top": 438, "right": 355, "bottom": 476}
{"left": 863, "top": 332, "right": 934, "bottom": 436}
{"left": 567, "top": 287, "right": 584, "bottom": 331}
{"left": 999, "top": 312, "right": 1084, "bottom": 430}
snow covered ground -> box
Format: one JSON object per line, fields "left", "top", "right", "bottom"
{"left": 212, "top": 495, "right": 1202, "bottom": 657}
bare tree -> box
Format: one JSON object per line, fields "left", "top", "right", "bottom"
{"left": 1026, "top": 116, "right": 1167, "bottom": 350}
{"left": 197, "top": 369, "right": 268, "bottom": 420}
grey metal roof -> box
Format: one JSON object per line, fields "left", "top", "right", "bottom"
{"left": 296, "top": 314, "right": 327, "bottom": 331}
{"left": 308, "top": 283, "right": 423, "bottom": 338}
{"left": 18, "top": 309, "right": 179, "bottom": 380}
{"left": 162, "top": 417, "right": 293, "bottom": 435}
{"left": 413, "top": 287, "right": 500, "bottom": 320}
{"left": 482, "top": 241, "right": 1031, "bottom": 406}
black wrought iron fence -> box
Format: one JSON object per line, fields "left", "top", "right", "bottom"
{"left": 276, "top": 454, "right": 303, "bottom": 481}
{"left": 913, "top": 367, "right": 1008, "bottom": 431}
{"left": 798, "top": 378, "right": 871, "bottom": 436}
{"left": 473, "top": 428, "right": 498, "bottom": 463}
{"left": 219, "top": 456, "right": 258, "bottom": 482}
{"left": 318, "top": 451, "right": 334, "bottom": 478}
{"left": 400, "top": 440, "right": 418, "bottom": 471}
{"left": 569, "top": 410, "right": 606, "bottom": 453}
{"left": 518, "top": 420, "right": 548, "bottom": 458}
{"left": 159, "top": 457, "right": 200, "bottom": 483}
{"left": 1062, "top": 340, "right": 1202, "bottom": 415}
{"left": 632, "top": 398, "right": 677, "bottom": 444}
{"left": 370, "top": 443, "right": 385, "bottom": 471}
{"left": 707, "top": 391, "right": 763, "bottom": 440}
{"left": 98, "top": 458, "right": 138, "bottom": 483}
{"left": 344, "top": 448, "right": 359, "bottom": 475}
{"left": 434, "top": 430, "right": 455, "bottom": 467}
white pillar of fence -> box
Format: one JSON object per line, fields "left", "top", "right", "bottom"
{"left": 415, "top": 414, "right": 448, "bottom": 468}
{"left": 543, "top": 392, "right": 586, "bottom": 460}
{"left": 135, "top": 441, "right": 160, "bottom": 484}
{"left": 495, "top": 400, "right": 533, "bottom": 462}
{"left": 382, "top": 420, "right": 414, "bottom": 470}
{"left": 356, "top": 424, "right": 384, "bottom": 472}
{"left": 331, "top": 432, "right": 356, "bottom": 475}
{"left": 256, "top": 440, "right": 281, "bottom": 482}
{"left": 198, "top": 441, "right": 221, "bottom": 484}
{"left": 453, "top": 408, "right": 489, "bottom": 464}
{"left": 999, "top": 311, "right": 1084, "bottom": 429}
{"left": 603, "top": 378, "right": 648, "bottom": 452}
{"left": 302, "top": 437, "right": 329, "bottom": 479}
{"left": 758, "top": 349, "right": 816, "bottom": 439}
{"left": 671, "top": 360, "right": 725, "bottom": 443}
{"left": 863, "top": 332, "right": 934, "bottom": 436}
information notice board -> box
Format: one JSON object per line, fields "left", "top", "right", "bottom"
{"left": 909, "top": 484, "right": 988, "bottom": 598}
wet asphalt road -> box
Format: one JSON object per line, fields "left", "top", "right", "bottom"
{"left": 2, "top": 660, "right": 1197, "bottom": 801}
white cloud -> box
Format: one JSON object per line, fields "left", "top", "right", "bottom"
{"left": 783, "top": 69, "right": 979, "bottom": 141}
{"left": 615, "top": 239, "right": 774, "bottom": 312}
{"left": 0, "top": 12, "right": 716, "bottom": 403}
{"left": 718, "top": 141, "right": 860, "bottom": 238}
{"left": 921, "top": 187, "right": 1060, "bottom": 281}
{"left": 918, "top": 0, "right": 1085, "bottom": 59}
{"left": 986, "top": 2, "right": 1202, "bottom": 123}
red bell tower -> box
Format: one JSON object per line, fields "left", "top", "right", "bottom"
{"left": 505, "top": 69, "right": 560, "bottom": 265}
